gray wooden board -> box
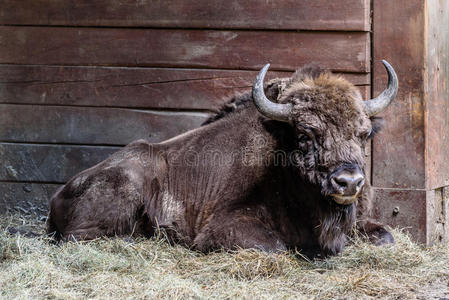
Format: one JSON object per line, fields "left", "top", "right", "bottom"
{"left": 0, "top": 104, "right": 210, "bottom": 145}
{"left": 0, "top": 143, "right": 120, "bottom": 182}
{"left": 0, "top": 182, "right": 61, "bottom": 215}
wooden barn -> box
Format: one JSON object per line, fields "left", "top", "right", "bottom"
{"left": 0, "top": 0, "right": 448, "bottom": 244}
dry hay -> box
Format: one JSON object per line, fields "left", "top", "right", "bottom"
{"left": 1, "top": 213, "right": 449, "bottom": 299}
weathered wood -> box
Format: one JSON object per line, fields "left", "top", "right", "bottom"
{"left": 0, "top": 65, "right": 370, "bottom": 109}
{"left": 0, "top": 0, "right": 370, "bottom": 31}
{"left": 425, "top": 0, "right": 449, "bottom": 190}
{"left": 426, "top": 187, "right": 449, "bottom": 244}
{"left": 372, "top": 188, "right": 427, "bottom": 243}
{"left": 0, "top": 143, "right": 120, "bottom": 182}
{"left": 372, "top": 0, "right": 426, "bottom": 189}
{"left": 0, "top": 104, "right": 210, "bottom": 145}
{"left": 0, "top": 27, "right": 370, "bottom": 73}
{"left": 357, "top": 85, "right": 370, "bottom": 99}
{"left": 372, "top": 0, "right": 449, "bottom": 245}
{"left": 0, "top": 182, "right": 60, "bottom": 215}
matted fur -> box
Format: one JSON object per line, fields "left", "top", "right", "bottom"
{"left": 47, "top": 65, "right": 393, "bottom": 258}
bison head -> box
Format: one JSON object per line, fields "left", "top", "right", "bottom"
{"left": 252, "top": 61, "right": 398, "bottom": 205}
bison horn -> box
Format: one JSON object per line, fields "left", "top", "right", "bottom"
{"left": 252, "top": 64, "right": 293, "bottom": 122}
{"left": 364, "top": 60, "right": 398, "bottom": 116}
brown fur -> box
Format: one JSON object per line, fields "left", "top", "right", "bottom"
{"left": 47, "top": 65, "right": 393, "bottom": 258}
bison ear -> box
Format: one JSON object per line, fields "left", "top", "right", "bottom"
{"left": 369, "top": 117, "right": 385, "bottom": 139}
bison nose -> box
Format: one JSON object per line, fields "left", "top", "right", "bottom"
{"left": 330, "top": 169, "right": 365, "bottom": 196}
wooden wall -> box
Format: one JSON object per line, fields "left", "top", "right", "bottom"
{"left": 0, "top": 1, "right": 371, "bottom": 215}
{"left": 371, "top": 0, "right": 449, "bottom": 243}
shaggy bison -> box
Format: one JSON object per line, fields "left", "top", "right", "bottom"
{"left": 47, "top": 61, "right": 398, "bottom": 257}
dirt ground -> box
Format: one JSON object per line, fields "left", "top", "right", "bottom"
{"left": 1, "top": 213, "right": 449, "bottom": 299}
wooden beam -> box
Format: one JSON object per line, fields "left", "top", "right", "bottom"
{"left": 0, "top": 27, "right": 370, "bottom": 72}
{"left": 425, "top": 0, "right": 449, "bottom": 190}
{"left": 0, "top": 65, "right": 370, "bottom": 109}
{"left": 0, "top": 104, "right": 210, "bottom": 145}
{"left": 372, "top": 0, "right": 426, "bottom": 189}
{"left": 0, "top": 0, "right": 370, "bottom": 31}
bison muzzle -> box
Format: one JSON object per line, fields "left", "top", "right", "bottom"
{"left": 47, "top": 60, "right": 398, "bottom": 258}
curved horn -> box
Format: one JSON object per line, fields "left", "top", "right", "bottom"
{"left": 364, "top": 60, "right": 398, "bottom": 116}
{"left": 252, "top": 64, "right": 292, "bottom": 122}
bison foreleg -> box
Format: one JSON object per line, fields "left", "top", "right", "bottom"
{"left": 193, "top": 215, "right": 287, "bottom": 253}
{"left": 356, "top": 219, "right": 394, "bottom": 245}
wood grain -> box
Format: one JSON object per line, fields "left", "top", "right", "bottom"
{"left": 0, "top": 0, "right": 370, "bottom": 31}
{"left": 0, "top": 65, "right": 370, "bottom": 109}
{"left": 0, "top": 143, "right": 119, "bottom": 182}
{"left": 372, "top": 188, "right": 427, "bottom": 243}
{"left": 0, "top": 104, "right": 210, "bottom": 145}
{"left": 0, "top": 27, "right": 370, "bottom": 72}
{"left": 371, "top": 0, "right": 426, "bottom": 189}
{"left": 425, "top": 0, "right": 449, "bottom": 190}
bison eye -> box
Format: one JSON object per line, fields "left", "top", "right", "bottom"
{"left": 297, "top": 135, "right": 311, "bottom": 151}
{"left": 298, "top": 135, "right": 309, "bottom": 143}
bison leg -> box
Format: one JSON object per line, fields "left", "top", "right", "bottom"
{"left": 355, "top": 184, "right": 394, "bottom": 245}
{"left": 193, "top": 214, "right": 287, "bottom": 253}
{"left": 356, "top": 219, "right": 394, "bottom": 245}
{"left": 47, "top": 164, "right": 147, "bottom": 241}
{"left": 48, "top": 184, "right": 146, "bottom": 241}
{"left": 61, "top": 226, "right": 109, "bottom": 241}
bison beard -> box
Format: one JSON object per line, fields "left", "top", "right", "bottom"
{"left": 47, "top": 62, "right": 397, "bottom": 258}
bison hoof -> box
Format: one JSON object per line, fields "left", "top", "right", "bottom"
{"left": 368, "top": 227, "right": 394, "bottom": 245}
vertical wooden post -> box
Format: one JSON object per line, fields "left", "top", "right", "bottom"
{"left": 372, "top": 0, "right": 449, "bottom": 244}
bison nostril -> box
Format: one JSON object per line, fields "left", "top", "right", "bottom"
{"left": 334, "top": 178, "right": 347, "bottom": 187}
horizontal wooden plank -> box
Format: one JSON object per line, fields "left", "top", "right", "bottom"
{"left": 0, "top": 104, "right": 210, "bottom": 145}
{"left": 0, "top": 0, "right": 370, "bottom": 31}
{"left": 0, "top": 182, "right": 60, "bottom": 215}
{"left": 0, "top": 27, "right": 370, "bottom": 73}
{"left": 0, "top": 143, "right": 119, "bottom": 183}
{"left": 0, "top": 65, "right": 370, "bottom": 110}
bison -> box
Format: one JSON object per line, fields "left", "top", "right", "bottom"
{"left": 47, "top": 60, "right": 398, "bottom": 258}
